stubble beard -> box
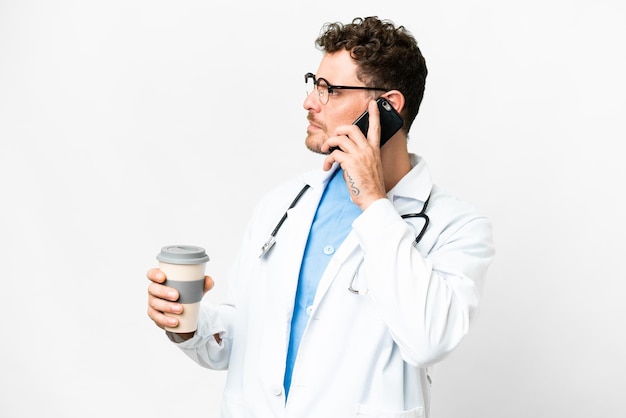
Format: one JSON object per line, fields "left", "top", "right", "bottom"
{"left": 304, "top": 133, "right": 327, "bottom": 155}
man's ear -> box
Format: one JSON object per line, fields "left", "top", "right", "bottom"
{"left": 382, "top": 90, "right": 405, "bottom": 114}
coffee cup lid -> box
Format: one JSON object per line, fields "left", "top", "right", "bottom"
{"left": 156, "top": 245, "right": 210, "bottom": 265}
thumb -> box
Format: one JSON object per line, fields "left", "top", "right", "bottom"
{"left": 203, "top": 275, "right": 215, "bottom": 294}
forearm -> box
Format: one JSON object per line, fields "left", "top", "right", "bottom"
{"left": 353, "top": 198, "right": 494, "bottom": 365}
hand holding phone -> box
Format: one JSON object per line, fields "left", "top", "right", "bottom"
{"left": 330, "top": 97, "right": 404, "bottom": 152}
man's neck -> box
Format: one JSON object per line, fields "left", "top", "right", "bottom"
{"left": 380, "top": 135, "right": 412, "bottom": 192}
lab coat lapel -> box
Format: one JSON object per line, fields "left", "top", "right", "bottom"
{"left": 272, "top": 168, "right": 336, "bottom": 313}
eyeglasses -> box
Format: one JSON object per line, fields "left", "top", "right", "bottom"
{"left": 305, "top": 72, "right": 387, "bottom": 105}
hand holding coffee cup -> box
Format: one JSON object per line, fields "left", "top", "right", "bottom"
{"left": 155, "top": 245, "right": 210, "bottom": 333}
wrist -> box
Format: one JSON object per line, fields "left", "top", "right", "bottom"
{"left": 165, "top": 330, "right": 196, "bottom": 343}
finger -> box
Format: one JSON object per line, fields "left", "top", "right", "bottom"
{"left": 147, "top": 304, "right": 179, "bottom": 329}
{"left": 148, "top": 290, "right": 183, "bottom": 314}
{"left": 147, "top": 288, "right": 183, "bottom": 327}
{"left": 366, "top": 99, "right": 381, "bottom": 148}
{"left": 322, "top": 138, "right": 352, "bottom": 170}
{"left": 328, "top": 129, "right": 362, "bottom": 153}
{"left": 322, "top": 133, "right": 349, "bottom": 154}
{"left": 203, "top": 275, "right": 215, "bottom": 294}
{"left": 148, "top": 281, "right": 179, "bottom": 302}
{"left": 322, "top": 153, "right": 336, "bottom": 171}
{"left": 147, "top": 267, "right": 166, "bottom": 283}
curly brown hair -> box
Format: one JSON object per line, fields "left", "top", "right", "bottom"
{"left": 315, "top": 16, "right": 427, "bottom": 133}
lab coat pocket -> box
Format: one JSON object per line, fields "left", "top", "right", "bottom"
{"left": 355, "top": 404, "right": 424, "bottom": 418}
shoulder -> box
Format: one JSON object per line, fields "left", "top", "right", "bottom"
{"left": 429, "top": 185, "right": 485, "bottom": 216}
{"left": 427, "top": 184, "right": 494, "bottom": 251}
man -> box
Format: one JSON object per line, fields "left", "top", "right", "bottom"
{"left": 147, "top": 16, "right": 494, "bottom": 418}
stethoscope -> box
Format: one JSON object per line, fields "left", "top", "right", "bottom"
{"left": 258, "top": 184, "right": 431, "bottom": 259}
{"left": 258, "top": 184, "right": 311, "bottom": 258}
{"left": 347, "top": 194, "right": 431, "bottom": 294}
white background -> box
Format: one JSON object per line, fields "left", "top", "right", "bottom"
{"left": 1, "top": 1, "right": 625, "bottom": 417}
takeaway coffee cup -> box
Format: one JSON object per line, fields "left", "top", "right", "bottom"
{"left": 156, "top": 245, "right": 210, "bottom": 333}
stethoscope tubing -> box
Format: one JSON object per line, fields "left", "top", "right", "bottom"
{"left": 400, "top": 195, "right": 431, "bottom": 247}
{"left": 259, "top": 183, "right": 430, "bottom": 258}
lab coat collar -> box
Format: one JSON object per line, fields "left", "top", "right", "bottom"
{"left": 387, "top": 154, "right": 433, "bottom": 204}
{"left": 298, "top": 163, "right": 341, "bottom": 191}
{"left": 299, "top": 155, "right": 432, "bottom": 202}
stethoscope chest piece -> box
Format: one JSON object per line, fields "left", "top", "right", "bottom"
{"left": 258, "top": 184, "right": 311, "bottom": 259}
{"left": 259, "top": 236, "right": 276, "bottom": 258}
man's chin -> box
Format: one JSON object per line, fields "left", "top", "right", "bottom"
{"left": 305, "top": 137, "right": 327, "bottom": 155}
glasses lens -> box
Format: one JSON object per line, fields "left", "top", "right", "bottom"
{"left": 316, "top": 79, "right": 329, "bottom": 104}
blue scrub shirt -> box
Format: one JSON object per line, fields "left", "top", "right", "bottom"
{"left": 283, "top": 168, "right": 362, "bottom": 396}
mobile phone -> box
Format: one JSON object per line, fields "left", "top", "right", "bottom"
{"left": 354, "top": 97, "right": 404, "bottom": 147}
{"left": 330, "top": 97, "right": 404, "bottom": 152}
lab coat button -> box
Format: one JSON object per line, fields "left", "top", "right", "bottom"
{"left": 305, "top": 305, "right": 313, "bottom": 316}
{"left": 270, "top": 385, "right": 283, "bottom": 396}
{"left": 323, "top": 245, "right": 335, "bottom": 255}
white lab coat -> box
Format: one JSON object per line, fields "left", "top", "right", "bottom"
{"left": 173, "top": 155, "right": 495, "bottom": 418}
